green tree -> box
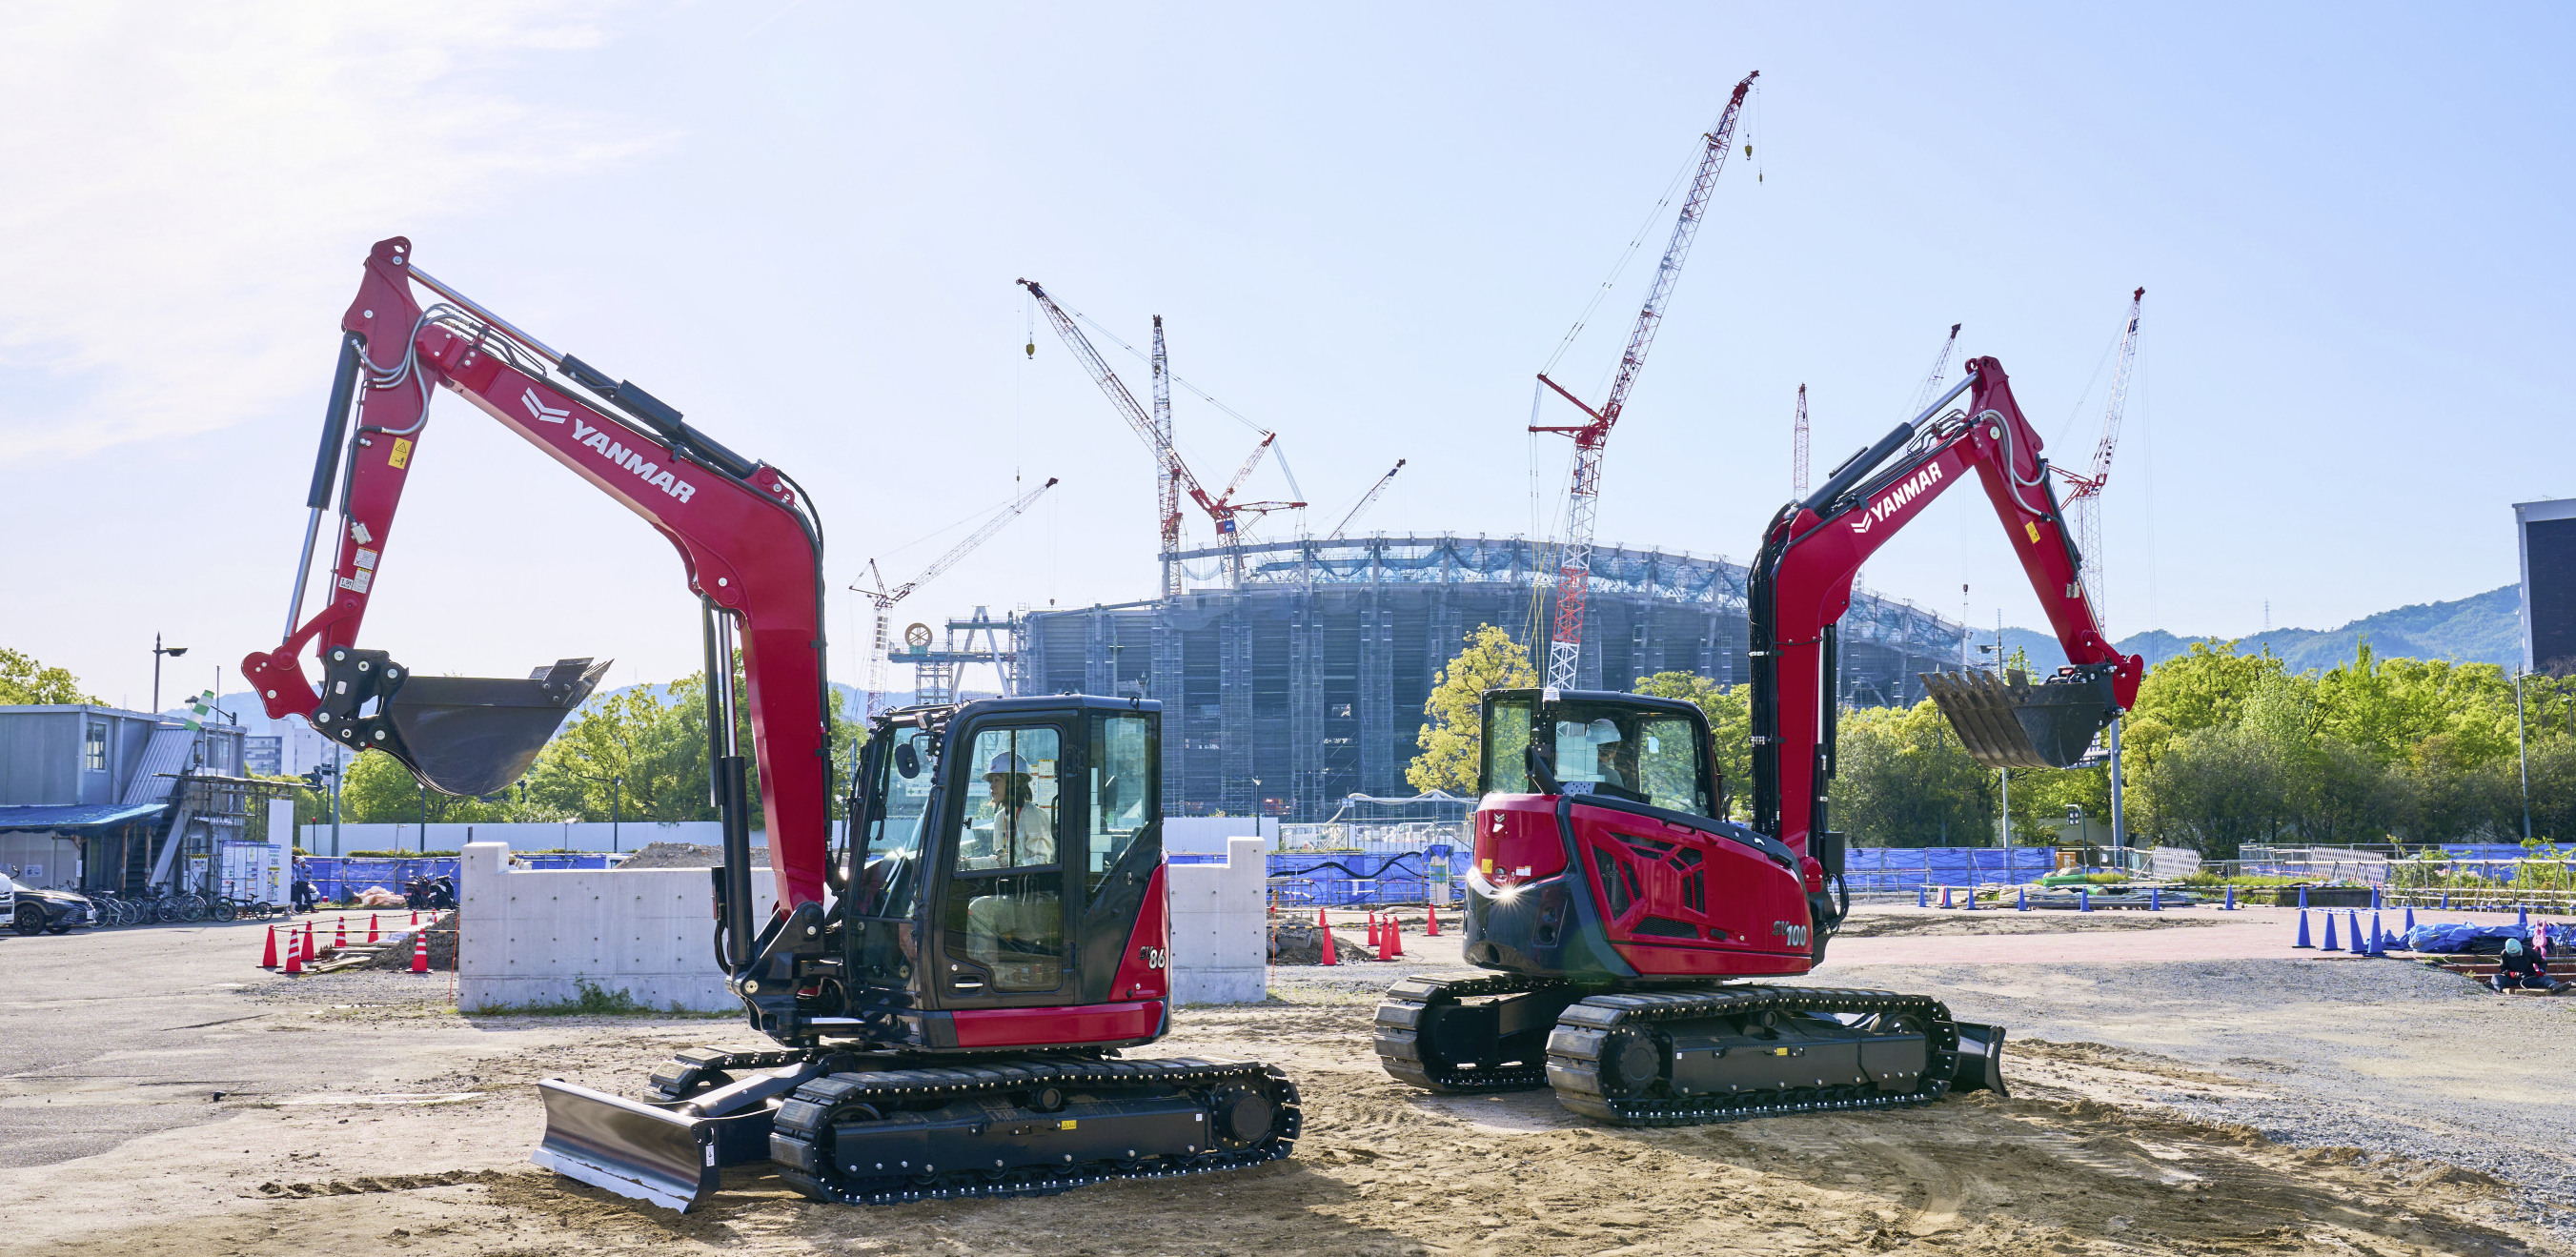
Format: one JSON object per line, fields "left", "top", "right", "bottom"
{"left": 0, "top": 648, "right": 94, "bottom": 705}
{"left": 1408, "top": 625, "right": 1536, "bottom": 795}
{"left": 1633, "top": 672, "right": 1752, "bottom": 818}
{"left": 1828, "top": 699, "right": 1997, "bottom": 846}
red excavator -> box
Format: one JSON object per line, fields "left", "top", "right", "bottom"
{"left": 243, "top": 238, "right": 1299, "bottom": 1211}
{"left": 1375, "top": 356, "right": 2142, "bottom": 1123}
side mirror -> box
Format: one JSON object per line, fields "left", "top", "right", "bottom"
{"left": 893, "top": 740, "right": 921, "bottom": 779}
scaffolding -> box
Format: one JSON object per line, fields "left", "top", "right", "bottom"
{"left": 1014, "top": 534, "right": 1966, "bottom": 822}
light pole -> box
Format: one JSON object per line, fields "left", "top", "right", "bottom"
{"left": 151, "top": 634, "right": 188, "bottom": 713}
{"left": 575, "top": 769, "right": 624, "bottom": 852}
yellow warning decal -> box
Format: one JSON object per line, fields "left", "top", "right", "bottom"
{"left": 2024, "top": 521, "right": 2039, "bottom": 543}
{"left": 390, "top": 437, "right": 414, "bottom": 470}
{"left": 1771, "top": 1047, "right": 1791, "bottom": 1056}
{"left": 1058, "top": 1120, "right": 1078, "bottom": 1130}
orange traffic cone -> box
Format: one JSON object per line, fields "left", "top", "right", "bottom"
{"left": 333, "top": 916, "right": 347, "bottom": 949}
{"left": 301, "top": 922, "right": 316, "bottom": 964}
{"left": 282, "top": 928, "right": 304, "bottom": 976}
{"left": 367, "top": 913, "right": 379, "bottom": 944}
{"left": 410, "top": 927, "right": 429, "bottom": 974}
{"left": 1385, "top": 915, "right": 1404, "bottom": 959}
{"left": 1317, "top": 908, "right": 1338, "bottom": 966}
{"left": 410, "top": 910, "right": 420, "bottom": 928}
{"left": 1366, "top": 911, "right": 1380, "bottom": 957}
{"left": 259, "top": 924, "right": 279, "bottom": 969}
{"left": 1426, "top": 902, "right": 1442, "bottom": 937}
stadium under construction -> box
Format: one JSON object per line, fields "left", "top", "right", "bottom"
{"left": 998, "top": 533, "right": 1967, "bottom": 821}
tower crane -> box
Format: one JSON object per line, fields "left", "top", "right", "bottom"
{"left": 1907, "top": 323, "right": 1963, "bottom": 417}
{"left": 1791, "top": 383, "right": 1809, "bottom": 497}
{"left": 2055, "top": 288, "right": 2143, "bottom": 623}
{"left": 851, "top": 476, "right": 1059, "bottom": 717}
{"left": 1019, "top": 279, "right": 1303, "bottom": 593}
{"left": 1531, "top": 70, "right": 1756, "bottom": 690}
{"left": 1328, "top": 458, "right": 1406, "bottom": 539}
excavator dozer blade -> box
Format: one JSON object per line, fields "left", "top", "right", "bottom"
{"left": 531, "top": 1079, "right": 723, "bottom": 1213}
{"left": 1949, "top": 1022, "right": 2009, "bottom": 1097}
{"left": 383, "top": 659, "right": 612, "bottom": 797}
{"left": 1920, "top": 668, "right": 2118, "bottom": 770}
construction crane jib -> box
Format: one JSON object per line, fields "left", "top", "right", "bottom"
{"left": 1531, "top": 70, "right": 1756, "bottom": 690}
{"left": 852, "top": 476, "right": 1059, "bottom": 717}
{"left": 2056, "top": 289, "right": 2143, "bottom": 625}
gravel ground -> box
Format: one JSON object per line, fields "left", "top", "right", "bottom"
{"left": 1843, "top": 957, "right": 2576, "bottom": 1243}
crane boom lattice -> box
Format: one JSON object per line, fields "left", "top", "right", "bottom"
{"left": 1531, "top": 70, "right": 1756, "bottom": 689}
{"left": 1791, "top": 383, "right": 1809, "bottom": 497}
{"left": 2059, "top": 288, "right": 2144, "bottom": 630}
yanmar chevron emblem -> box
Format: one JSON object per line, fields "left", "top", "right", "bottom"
{"left": 521, "top": 387, "right": 570, "bottom": 424}
{"left": 1848, "top": 462, "right": 1942, "bottom": 536}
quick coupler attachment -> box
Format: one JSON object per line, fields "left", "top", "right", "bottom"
{"left": 311, "top": 650, "right": 610, "bottom": 797}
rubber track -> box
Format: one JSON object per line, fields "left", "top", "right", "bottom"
{"left": 767, "top": 1058, "right": 1302, "bottom": 1205}
{"left": 1545, "top": 985, "right": 1960, "bottom": 1126}
{"left": 1372, "top": 973, "right": 1568, "bottom": 1093}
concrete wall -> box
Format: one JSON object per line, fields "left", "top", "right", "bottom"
{"left": 1164, "top": 816, "right": 1278, "bottom": 857}
{"left": 301, "top": 820, "right": 810, "bottom": 855}
{"left": 456, "top": 841, "right": 778, "bottom": 1013}
{"left": 1166, "top": 836, "right": 1266, "bottom": 1005}
{"left": 458, "top": 835, "right": 1265, "bottom": 1014}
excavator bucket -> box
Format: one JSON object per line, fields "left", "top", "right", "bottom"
{"left": 1920, "top": 667, "right": 2118, "bottom": 770}
{"left": 343, "top": 657, "right": 611, "bottom": 797}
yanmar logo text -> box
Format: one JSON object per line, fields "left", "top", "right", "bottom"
{"left": 1848, "top": 462, "right": 1941, "bottom": 535}
{"left": 570, "top": 416, "right": 697, "bottom": 503}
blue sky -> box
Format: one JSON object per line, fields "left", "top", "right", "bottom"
{"left": 4, "top": 2, "right": 2570, "bottom": 707}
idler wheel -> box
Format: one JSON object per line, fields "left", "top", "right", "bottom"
{"left": 1206, "top": 1082, "right": 1275, "bottom": 1149}
{"left": 1599, "top": 1027, "right": 1666, "bottom": 1099}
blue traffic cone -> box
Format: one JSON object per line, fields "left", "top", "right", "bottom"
{"left": 2295, "top": 909, "right": 2313, "bottom": 948}
{"left": 2322, "top": 912, "right": 2339, "bottom": 951}
{"left": 1964, "top": 883, "right": 1978, "bottom": 911}
{"left": 2079, "top": 887, "right": 2092, "bottom": 912}
{"left": 2369, "top": 911, "right": 2384, "bottom": 956}
{"left": 1917, "top": 885, "right": 1927, "bottom": 909}
{"left": 2519, "top": 904, "right": 2530, "bottom": 930}
{"left": 2346, "top": 910, "right": 2363, "bottom": 954}
{"left": 2150, "top": 887, "right": 2162, "bottom": 912}
{"left": 2017, "top": 886, "right": 2028, "bottom": 912}
{"left": 2224, "top": 885, "right": 2237, "bottom": 910}
{"left": 2371, "top": 884, "right": 2383, "bottom": 911}
{"left": 2299, "top": 885, "right": 2311, "bottom": 910}
{"left": 2404, "top": 905, "right": 2417, "bottom": 933}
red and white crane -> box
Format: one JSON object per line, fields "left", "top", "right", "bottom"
{"left": 1328, "top": 458, "right": 1405, "bottom": 539}
{"left": 2055, "top": 288, "right": 2143, "bottom": 625}
{"left": 1531, "top": 70, "right": 1756, "bottom": 690}
{"left": 851, "top": 476, "right": 1059, "bottom": 718}
{"left": 1020, "top": 279, "right": 1303, "bottom": 594}
{"left": 1791, "top": 382, "right": 1810, "bottom": 498}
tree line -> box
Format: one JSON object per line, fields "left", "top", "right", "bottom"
{"left": 1410, "top": 626, "right": 2576, "bottom": 857}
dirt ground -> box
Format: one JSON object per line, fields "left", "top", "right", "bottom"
{"left": 3, "top": 909, "right": 2567, "bottom": 1256}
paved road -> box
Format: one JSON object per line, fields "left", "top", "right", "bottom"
{"left": 0, "top": 913, "right": 464, "bottom": 1169}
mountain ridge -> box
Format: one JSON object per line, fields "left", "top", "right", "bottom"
{"left": 1993, "top": 585, "right": 2523, "bottom": 676}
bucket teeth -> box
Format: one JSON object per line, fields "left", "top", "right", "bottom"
{"left": 1920, "top": 666, "right": 2118, "bottom": 769}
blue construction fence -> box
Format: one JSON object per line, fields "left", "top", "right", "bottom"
{"left": 1843, "top": 847, "right": 2056, "bottom": 892}
{"left": 1259, "top": 844, "right": 2059, "bottom": 904}
{"left": 294, "top": 852, "right": 616, "bottom": 903}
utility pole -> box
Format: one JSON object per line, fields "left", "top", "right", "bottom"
{"left": 330, "top": 744, "right": 343, "bottom": 857}
{"left": 2518, "top": 670, "right": 2532, "bottom": 840}
{"left": 152, "top": 633, "right": 189, "bottom": 713}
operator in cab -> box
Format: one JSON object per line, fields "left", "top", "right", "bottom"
{"left": 963, "top": 751, "right": 1053, "bottom": 869}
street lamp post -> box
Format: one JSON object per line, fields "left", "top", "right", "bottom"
{"left": 575, "top": 770, "right": 625, "bottom": 852}
{"left": 151, "top": 634, "right": 188, "bottom": 713}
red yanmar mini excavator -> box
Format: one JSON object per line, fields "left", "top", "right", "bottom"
{"left": 243, "top": 238, "right": 1299, "bottom": 1211}
{"left": 1375, "top": 355, "right": 2143, "bottom": 1123}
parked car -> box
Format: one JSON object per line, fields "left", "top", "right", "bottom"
{"left": 6, "top": 869, "right": 96, "bottom": 935}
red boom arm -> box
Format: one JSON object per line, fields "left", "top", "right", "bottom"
{"left": 1748, "top": 355, "right": 2143, "bottom": 865}
{"left": 242, "top": 237, "right": 836, "bottom": 909}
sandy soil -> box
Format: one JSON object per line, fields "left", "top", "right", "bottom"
{"left": 3, "top": 912, "right": 2566, "bottom": 1256}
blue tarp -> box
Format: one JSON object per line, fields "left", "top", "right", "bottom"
{"left": 2402, "top": 922, "right": 2576, "bottom": 953}
{"left": 294, "top": 852, "right": 618, "bottom": 902}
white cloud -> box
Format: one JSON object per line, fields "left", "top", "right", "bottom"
{"left": 0, "top": 1, "right": 654, "bottom": 459}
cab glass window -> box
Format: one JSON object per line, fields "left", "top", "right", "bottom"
{"left": 849, "top": 725, "right": 938, "bottom": 919}
{"left": 1086, "top": 714, "right": 1152, "bottom": 894}
{"left": 944, "top": 725, "right": 1065, "bottom": 995}
{"left": 956, "top": 727, "right": 1061, "bottom": 872}
{"left": 1547, "top": 702, "right": 1711, "bottom": 818}
{"left": 1481, "top": 698, "right": 1532, "bottom": 795}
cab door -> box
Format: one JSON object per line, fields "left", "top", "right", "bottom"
{"left": 931, "top": 720, "right": 1075, "bottom": 1005}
